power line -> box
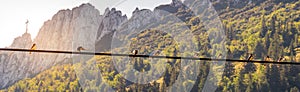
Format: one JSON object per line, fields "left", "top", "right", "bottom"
{"left": 113, "top": 0, "right": 128, "bottom": 7}
{"left": 0, "top": 48, "right": 299, "bottom": 65}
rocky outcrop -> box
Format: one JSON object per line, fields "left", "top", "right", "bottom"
{"left": 126, "top": 8, "right": 159, "bottom": 30}
{"left": 0, "top": 3, "right": 102, "bottom": 89}
{"left": 0, "top": 33, "right": 33, "bottom": 88}
{"left": 10, "top": 33, "right": 32, "bottom": 49}
{"left": 97, "top": 8, "right": 127, "bottom": 39}
{"left": 95, "top": 8, "right": 127, "bottom": 52}
{"left": 0, "top": 0, "right": 192, "bottom": 89}
{"left": 154, "top": 0, "right": 183, "bottom": 14}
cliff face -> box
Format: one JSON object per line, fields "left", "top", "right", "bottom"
{"left": 0, "top": 1, "right": 166, "bottom": 88}
{"left": 95, "top": 8, "right": 127, "bottom": 52}
{"left": 32, "top": 3, "right": 102, "bottom": 68}
{"left": 0, "top": 2, "right": 134, "bottom": 88}
{"left": 0, "top": 33, "right": 33, "bottom": 88}
{"left": 0, "top": 3, "right": 111, "bottom": 89}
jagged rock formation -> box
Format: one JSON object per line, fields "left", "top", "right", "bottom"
{"left": 0, "top": 3, "right": 103, "bottom": 89}
{"left": 10, "top": 33, "right": 33, "bottom": 49}
{"left": 0, "top": 1, "right": 140, "bottom": 88}
{"left": 0, "top": 1, "right": 174, "bottom": 88}
{"left": 0, "top": 33, "right": 33, "bottom": 88}
{"left": 95, "top": 8, "right": 127, "bottom": 52}
{"left": 155, "top": 0, "right": 185, "bottom": 15}
{"left": 121, "top": 8, "right": 159, "bottom": 33}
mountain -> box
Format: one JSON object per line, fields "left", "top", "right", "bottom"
{"left": 2, "top": 0, "right": 300, "bottom": 91}
{"left": 0, "top": 3, "right": 121, "bottom": 89}
{"left": 0, "top": 1, "right": 175, "bottom": 89}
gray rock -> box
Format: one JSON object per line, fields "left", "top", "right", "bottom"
{"left": 0, "top": 3, "right": 102, "bottom": 89}
{"left": 0, "top": 1, "right": 170, "bottom": 89}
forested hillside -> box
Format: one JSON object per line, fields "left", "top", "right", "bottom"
{"left": 2, "top": 0, "right": 300, "bottom": 92}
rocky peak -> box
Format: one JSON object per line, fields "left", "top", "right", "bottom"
{"left": 10, "top": 33, "right": 32, "bottom": 49}
{"left": 132, "top": 9, "right": 153, "bottom": 18}
{"left": 104, "top": 8, "right": 110, "bottom": 15}
{"left": 117, "top": 8, "right": 159, "bottom": 35}
{"left": 103, "top": 8, "right": 125, "bottom": 18}
{"left": 96, "top": 8, "right": 127, "bottom": 40}
{"left": 171, "top": 0, "right": 184, "bottom": 7}
{"left": 154, "top": 0, "right": 186, "bottom": 14}
{"left": 73, "top": 3, "right": 97, "bottom": 11}
{"left": 133, "top": 7, "right": 140, "bottom": 15}
{"left": 95, "top": 7, "right": 128, "bottom": 52}
{"left": 0, "top": 3, "right": 102, "bottom": 89}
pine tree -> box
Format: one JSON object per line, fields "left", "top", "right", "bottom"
{"left": 261, "top": 14, "right": 268, "bottom": 37}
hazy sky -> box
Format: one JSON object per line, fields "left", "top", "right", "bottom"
{"left": 0, "top": 0, "right": 171, "bottom": 48}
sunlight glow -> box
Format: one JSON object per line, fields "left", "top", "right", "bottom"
{"left": 0, "top": 0, "right": 90, "bottom": 47}
{"left": 0, "top": 0, "right": 171, "bottom": 48}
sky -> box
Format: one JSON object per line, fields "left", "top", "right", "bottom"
{"left": 0, "top": 0, "right": 171, "bottom": 48}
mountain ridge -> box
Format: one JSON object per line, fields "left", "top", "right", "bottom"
{"left": 0, "top": 3, "right": 102, "bottom": 89}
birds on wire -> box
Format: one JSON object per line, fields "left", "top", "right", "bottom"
{"left": 29, "top": 44, "right": 88, "bottom": 54}
{"left": 247, "top": 53, "right": 285, "bottom": 62}
{"left": 26, "top": 44, "right": 286, "bottom": 63}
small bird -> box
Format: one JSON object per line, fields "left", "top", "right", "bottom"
{"left": 77, "top": 46, "right": 86, "bottom": 52}
{"left": 218, "top": 53, "right": 223, "bottom": 59}
{"left": 247, "top": 54, "right": 253, "bottom": 61}
{"left": 132, "top": 49, "right": 138, "bottom": 55}
{"left": 130, "top": 49, "right": 138, "bottom": 64}
{"left": 265, "top": 56, "right": 271, "bottom": 61}
{"left": 277, "top": 57, "right": 285, "bottom": 62}
{"left": 29, "top": 43, "right": 36, "bottom": 54}
{"left": 193, "top": 52, "right": 200, "bottom": 58}
{"left": 125, "top": 87, "right": 131, "bottom": 92}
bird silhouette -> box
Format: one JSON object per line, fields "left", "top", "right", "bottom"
{"left": 130, "top": 49, "right": 138, "bottom": 64}
{"left": 132, "top": 49, "right": 138, "bottom": 55}
{"left": 193, "top": 52, "right": 200, "bottom": 58}
{"left": 247, "top": 54, "right": 253, "bottom": 61}
{"left": 77, "top": 46, "right": 86, "bottom": 52}
{"left": 277, "top": 57, "right": 285, "bottom": 62}
{"left": 218, "top": 53, "right": 223, "bottom": 59}
{"left": 29, "top": 43, "right": 36, "bottom": 54}
{"left": 265, "top": 56, "right": 271, "bottom": 61}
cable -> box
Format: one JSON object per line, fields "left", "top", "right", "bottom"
{"left": 113, "top": 0, "right": 127, "bottom": 7}
{"left": 0, "top": 48, "right": 299, "bottom": 65}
